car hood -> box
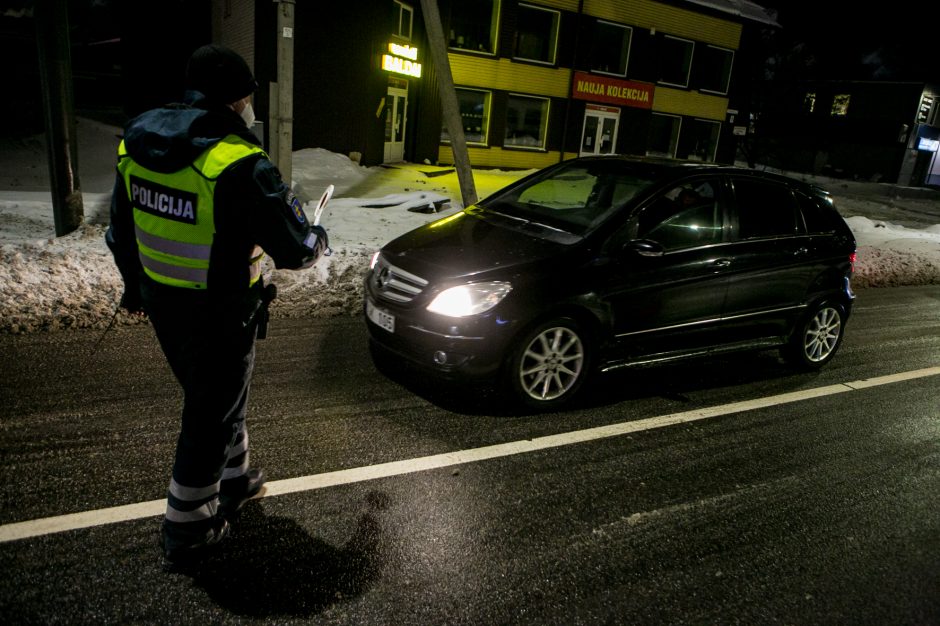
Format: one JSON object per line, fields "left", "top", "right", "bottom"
{"left": 380, "top": 208, "right": 576, "bottom": 281}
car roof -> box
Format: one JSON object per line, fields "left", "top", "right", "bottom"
{"left": 565, "top": 155, "right": 826, "bottom": 194}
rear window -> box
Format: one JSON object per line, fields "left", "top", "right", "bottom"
{"left": 795, "top": 190, "right": 838, "bottom": 234}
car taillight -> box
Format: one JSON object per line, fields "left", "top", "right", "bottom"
{"left": 848, "top": 252, "right": 857, "bottom": 274}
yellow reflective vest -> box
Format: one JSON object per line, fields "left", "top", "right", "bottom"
{"left": 117, "top": 135, "right": 266, "bottom": 289}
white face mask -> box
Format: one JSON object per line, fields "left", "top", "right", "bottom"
{"left": 239, "top": 102, "right": 256, "bottom": 128}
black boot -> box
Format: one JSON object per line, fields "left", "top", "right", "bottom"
{"left": 219, "top": 468, "right": 266, "bottom": 518}
{"left": 161, "top": 515, "right": 229, "bottom": 570}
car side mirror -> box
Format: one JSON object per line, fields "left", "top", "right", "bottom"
{"left": 624, "top": 239, "right": 665, "bottom": 257}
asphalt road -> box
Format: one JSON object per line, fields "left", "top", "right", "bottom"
{"left": 1, "top": 285, "right": 938, "bottom": 625}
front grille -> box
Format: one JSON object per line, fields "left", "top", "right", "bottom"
{"left": 372, "top": 256, "right": 429, "bottom": 303}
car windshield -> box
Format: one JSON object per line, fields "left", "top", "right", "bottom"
{"left": 478, "top": 159, "right": 664, "bottom": 236}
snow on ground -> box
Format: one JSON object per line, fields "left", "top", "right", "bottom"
{"left": 0, "top": 117, "right": 938, "bottom": 334}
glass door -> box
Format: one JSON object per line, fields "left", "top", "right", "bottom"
{"left": 580, "top": 106, "right": 620, "bottom": 156}
{"left": 384, "top": 85, "right": 408, "bottom": 163}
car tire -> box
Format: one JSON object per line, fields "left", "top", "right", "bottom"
{"left": 504, "top": 316, "right": 592, "bottom": 410}
{"left": 782, "top": 301, "right": 846, "bottom": 369}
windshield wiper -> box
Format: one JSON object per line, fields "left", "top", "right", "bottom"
{"left": 485, "top": 208, "right": 573, "bottom": 235}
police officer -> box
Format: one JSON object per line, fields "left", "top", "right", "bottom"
{"left": 106, "top": 44, "right": 328, "bottom": 567}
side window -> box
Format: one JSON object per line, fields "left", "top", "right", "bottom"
{"left": 732, "top": 178, "right": 799, "bottom": 239}
{"left": 636, "top": 180, "right": 721, "bottom": 250}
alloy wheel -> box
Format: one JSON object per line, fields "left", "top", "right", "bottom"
{"left": 518, "top": 325, "right": 585, "bottom": 401}
{"left": 803, "top": 306, "right": 842, "bottom": 362}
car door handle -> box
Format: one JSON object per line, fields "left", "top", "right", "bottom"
{"left": 710, "top": 258, "right": 732, "bottom": 268}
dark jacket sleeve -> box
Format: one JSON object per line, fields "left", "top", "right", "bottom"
{"left": 216, "top": 155, "right": 328, "bottom": 271}
{"left": 105, "top": 171, "right": 144, "bottom": 312}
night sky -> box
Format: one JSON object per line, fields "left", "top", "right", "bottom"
{"left": 756, "top": 0, "right": 938, "bottom": 84}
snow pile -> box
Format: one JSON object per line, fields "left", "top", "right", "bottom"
{"left": 847, "top": 216, "right": 940, "bottom": 288}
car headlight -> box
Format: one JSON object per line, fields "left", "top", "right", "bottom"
{"left": 426, "top": 282, "right": 512, "bottom": 317}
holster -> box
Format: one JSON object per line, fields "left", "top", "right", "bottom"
{"left": 255, "top": 283, "right": 278, "bottom": 339}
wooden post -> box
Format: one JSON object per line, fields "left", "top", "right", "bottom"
{"left": 274, "top": 0, "right": 295, "bottom": 184}
{"left": 35, "top": 0, "right": 83, "bottom": 236}
{"left": 420, "top": 0, "right": 478, "bottom": 207}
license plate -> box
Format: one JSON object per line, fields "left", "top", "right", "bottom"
{"left": 367, "top": 299, "right": 395, "bottom": 333}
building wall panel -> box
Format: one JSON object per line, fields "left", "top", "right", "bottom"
{"left": 439, "top": 146, "right": 577, "bottom": 169}
{"left": 524, "top": 0, "right": 581, "bottom": 11}
{"left": 652, "top": 86, "right": 729, "bottom": 121}
{"left": 584, "top": 0, "right": 741, "bottom": 49}
{"left": 449, "top": 54, "right": 571, "bottom": 98}
{"left": 216, "top": 0, "right": 255, "bottom": 70}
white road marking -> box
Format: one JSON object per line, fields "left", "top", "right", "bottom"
{"left": 2, "top": 366, "right": 938, "bottom": 543}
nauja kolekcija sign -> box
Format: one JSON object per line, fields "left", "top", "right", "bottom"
{"left": 572, "top": 72, "right": 654, "bottom": 109}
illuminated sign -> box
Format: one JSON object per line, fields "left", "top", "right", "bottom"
{"left": 572, "top": 72, "right": 653, "bottom": 109}
{"left": 918, "top": 137, "right": 939, "bottom": 152}
{"left": 382, "top": 43, "right": 422, "bottom": 78}
{"left": 586, "top": 104, "right": 620, "bottom": 114}
{"left": 389, "top": 43, "right": 417, "bottom": 60}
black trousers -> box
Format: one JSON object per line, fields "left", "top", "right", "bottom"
{"left": 142, "top": 279, "right": 257, "bottom": 526}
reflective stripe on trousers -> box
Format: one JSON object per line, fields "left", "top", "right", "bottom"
{"left": 166, "top": 478, "right": 220, "bottom": 523}
{"left": 222, "top": 425, "right": 250, "bottom": 480}
{"left": 165, "top": 424, "right": 251, "bottom": 523}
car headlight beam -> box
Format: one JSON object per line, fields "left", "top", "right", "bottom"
{"left": 426, "top": 282, "right": 512, "bottom": 317}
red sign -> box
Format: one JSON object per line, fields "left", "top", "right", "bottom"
{"left": 572, "top": 72, "right": 654, "bottom": 109}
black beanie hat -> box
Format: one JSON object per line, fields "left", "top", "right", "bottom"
{"left": 185, "top": 44, "right": 258, "bottom": 104}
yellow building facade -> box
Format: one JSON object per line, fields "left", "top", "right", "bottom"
{"left": 436, "top": 0, "right": 768, "bottom": 170}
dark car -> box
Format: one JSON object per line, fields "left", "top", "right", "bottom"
{"left": 364, "top": 156, "right": 857, "bottom": 410}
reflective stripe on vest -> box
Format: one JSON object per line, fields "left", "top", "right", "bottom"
{"left": 117, "top": 135, "right": 267, "bottom": 289}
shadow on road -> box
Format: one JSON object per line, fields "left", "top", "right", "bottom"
{"left": 371, "top": 341, "right": 818, "bottom": 417}
{"left": 176, "top": 492, "right": 390, "bottom": 619}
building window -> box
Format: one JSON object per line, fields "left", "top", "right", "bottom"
{"left": 658, "top": 36, "right": 694, "bottom": 88}
{"left": 513, "top": 3, "right": 560, "bottom": 65}
{"left": 505, "top": 94, "right": 550, "bottom": 149}
{"left": 442, "top": 88, "right": 491, "bottom": 144}
{"left": 684, "top": 119, "right": 720, "bottom": 162}
{"left": 698, "top": 45, "right": 733, "bottom": 94}
{"left": 393, "top": 1, "right": 413, "bottom": 39}
{"left": 647, "top": 113, "right": 681, "bottom": 158}
{"left": 803, "top": 92, "right": 816, "bottom": 114}
{"left": 590, "top": 20, "right": 632, "bottom": 76}
{"left": 449, "top": 0, "right": 499, "bottom": 54}
{"left": 831, "top": 94, "right": 851, "bottom": 116}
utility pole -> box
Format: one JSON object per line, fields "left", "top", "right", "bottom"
{"left": 420, "top": 0, "right": 477, "bottom": 207}
{"left": 273, "top": 0, "right": 295, "bottom": 185}
{"left": 35, "top": 0, "right": 83, "bottom": 236}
